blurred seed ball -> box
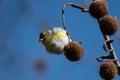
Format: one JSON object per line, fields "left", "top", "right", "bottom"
{"left": 64, "top": 41, "right": 84, "bottom": 61}
{"left": 89, "top": 0, "right": 108, "bottom": 18}
{"left": 99, "top": 61, "right": 118, "bottom": 80}
{"left": 99, "top": 15, "right": 119, "bottom": 35}
{"left": 35, "top": 60, "right": 48, "bottom": 72}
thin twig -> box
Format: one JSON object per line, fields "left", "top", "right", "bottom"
{"left": 103, "top": 39, "right": 114, "bottom": 52}
{"left": 62, "top": 2, "right": 89, "bottom": 31}
{"left": 97, "top": 55, "right": 110, "bottom": 62}
{"left": 62, "top": 3, "right": 89, "bottom": 42}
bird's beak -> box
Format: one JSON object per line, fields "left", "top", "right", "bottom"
{"left": 39, "top": 38, "right": 44, "bottom": 42}
{"left": 40, "top": 38, "right": 43, "bottom": 41}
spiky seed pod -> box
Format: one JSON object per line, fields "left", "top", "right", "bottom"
{"left": 89, "top": 0, "right": 108, "bottom": 18}
{"left": 64, "top": 41, "right": 84, "bottom": 61}
{"left": 99, "top": 61, "right": 118, "bottom": 80}
{"left": 99, "top": 15, "right": 119, "bottom": 35}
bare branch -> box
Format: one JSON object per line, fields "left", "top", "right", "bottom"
{"left": 97, "top": 18, "right": 120, "bottom": 74}
{"left": 62, "top": 3, "right": 89, "bottom": 42}
{"left": 62, "top": 3, "right": 89, "bottom": 31}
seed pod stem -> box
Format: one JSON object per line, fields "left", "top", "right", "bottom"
{"left": 62, "top": 3, "right": 89, "bottom": 42}
{"left": 97, "top": 18, "right": 120, "bottom": 74}
{"left": 62, "top": 3, "right": 89, "bottom": 31}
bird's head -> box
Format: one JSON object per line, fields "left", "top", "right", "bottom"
{"left": 39, "top": 30, "right": 52, "bottom": 45}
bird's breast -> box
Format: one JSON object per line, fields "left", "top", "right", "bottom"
{"left": 52, "top": 31, "right": 67, "bottom": 41}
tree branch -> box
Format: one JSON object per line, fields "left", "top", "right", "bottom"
{"left": 97, "top": 18, "right": 120, "bottom": 75}
{"left": 62, "top": 3, "right": 89, "bottom": 42}
{"left": 62, "top": 3, "right": 89, "bottom": 31}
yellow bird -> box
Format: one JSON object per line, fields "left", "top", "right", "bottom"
{"left": 39, "top": 27, "right": 71, "bottom": 54}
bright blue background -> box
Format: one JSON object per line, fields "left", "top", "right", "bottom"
{"left": 0, "top": 0, "right": 120, "bottom": 80}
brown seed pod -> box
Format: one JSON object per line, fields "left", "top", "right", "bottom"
{"left": 64, "top": 41, "right": 84, "bottom": 61}
{"left": 99, "top": 61, "right": 118, "bottom": 80}
{"left": 99, "top": 15, "right": 119, "bottom": 35}
{"left": 89, "top": 0, "right": 108, "bottom": 18}
{"left": 35, "top": 59, "right": 48, "bottom": 72}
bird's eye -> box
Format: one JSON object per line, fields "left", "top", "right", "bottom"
{"left": 40, "top": 33, "right": 45, "bottom": 39}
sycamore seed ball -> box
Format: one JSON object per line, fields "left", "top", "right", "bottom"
{"left": 99, "top": 15, "right": 119, "bottom": 35}
{"left": 89, "top": 0, "right": 108, "bottom": 18}
{"left": 64, "top": 41, "right": 84, "bottom": 61}
{"left": 99, "top": 61, "right": 118, "bottom": 80}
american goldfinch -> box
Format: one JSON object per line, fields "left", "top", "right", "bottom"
{"left": 39, "top": 27, "right": 71, "bottom": 54}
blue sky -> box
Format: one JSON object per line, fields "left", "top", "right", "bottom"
{"left": 0, "top": 0, "right": 120, "bottom": 80}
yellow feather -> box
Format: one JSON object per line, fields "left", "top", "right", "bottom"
{"left": 52, "top": 31, "right": 67, "bottom": 41}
